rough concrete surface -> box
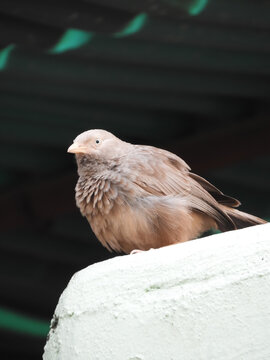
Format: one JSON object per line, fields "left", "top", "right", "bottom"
{"left": 43, "top": 223, "right": 270, "bottom": 360}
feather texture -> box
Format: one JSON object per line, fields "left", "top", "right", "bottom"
{"left": 68, "top": 129, "right": 266, "bottom": 253}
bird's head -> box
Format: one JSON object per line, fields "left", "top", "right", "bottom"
{"left": 67, "top": 129, "right": 130, "bottom": 174}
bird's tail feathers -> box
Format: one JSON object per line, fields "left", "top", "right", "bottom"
{"left": 221, "top": 206, "right": 266, "bottom": 230}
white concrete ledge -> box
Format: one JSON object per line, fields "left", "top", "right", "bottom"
{"left": 43, "top": 224, "right": 270, "bottom": 360}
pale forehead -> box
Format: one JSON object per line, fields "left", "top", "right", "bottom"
{"left": 74, "top": 129, "right": 115, "bottom": 142}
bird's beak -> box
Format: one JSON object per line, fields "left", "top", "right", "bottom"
{"left": 67, "top": 143, "right": 87, "bottom": 154}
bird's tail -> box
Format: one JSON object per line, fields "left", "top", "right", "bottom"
{"left": 221, "top": 206, "right": 267, "bottom": 230}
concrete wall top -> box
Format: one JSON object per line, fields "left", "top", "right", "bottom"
{"left": 43, "top": 223, "right": 270, "bottom": 360}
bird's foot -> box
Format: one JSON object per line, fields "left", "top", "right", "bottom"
{"left": 130, "top": 248, "right": 154, "bottom": 255}
{"left": 130, "top": 249, "right": 143, "bottom": 255}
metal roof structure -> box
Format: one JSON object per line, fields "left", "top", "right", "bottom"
{"left": 0, "top": 1, "right": 269, "bottom": 358}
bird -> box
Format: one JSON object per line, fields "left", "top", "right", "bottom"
{"left": 68, "top": 129, "right": 266, "bottom": 254}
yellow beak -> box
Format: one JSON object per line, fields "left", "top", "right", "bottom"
{"left": 67, "top": 143, "right": 87, "bottom": 154}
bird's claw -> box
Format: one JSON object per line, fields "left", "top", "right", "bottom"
{"left": 130, "top": 248, "right": 154, "bottom": 255}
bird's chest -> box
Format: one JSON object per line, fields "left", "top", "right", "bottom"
{"left": 76, "top": 178, "right": 115, "bottom": 216}
{"left": 75, "top": 175, "right": 138, "bottom": 219}
{"left": 75, "top": 174, "right": 168, "bottom": 252}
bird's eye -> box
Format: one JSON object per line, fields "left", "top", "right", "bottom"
{"left": 95, "top": 139, "right": 100, "bottom": 144}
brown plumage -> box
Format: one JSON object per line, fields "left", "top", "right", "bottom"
{"left": 68, "top": 129, "right": 266, "bottom": 253}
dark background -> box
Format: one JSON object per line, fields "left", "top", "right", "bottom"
{"left": 0, "top": 0, "right": 269, "bottom": 358}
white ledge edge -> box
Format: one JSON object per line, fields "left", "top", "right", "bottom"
{"left": 43, "top": 223, "right": 270, "bottom": 360}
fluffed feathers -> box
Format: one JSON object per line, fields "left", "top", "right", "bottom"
{"left": 68, "top": 129, "right": 266, "bottom": 253}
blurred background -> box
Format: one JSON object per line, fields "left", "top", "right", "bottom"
{"left": 0, "top": 0, "right": 270, "bottom": 358}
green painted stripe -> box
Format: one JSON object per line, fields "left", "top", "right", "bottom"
{"left": 114, "top": 13, "right": 148, "bottom": 38}
{"left": 189, "top": 0, "right": 208, "bottom": 15}
{"left": 0, "top": 308, "right": 49, "bottom": 337}
{"left": 0, "top": 44, "right": 15, "bottom": 70}
{"left": 50, "top": 29, "right": 94, "bottom": 54}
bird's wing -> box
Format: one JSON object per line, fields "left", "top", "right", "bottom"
{"left": 125, "top": 145, "right": 191, "bottom": 197}
{"left": 189, "top": 173, "right": 241, "bottom": 208}
{"left": 124, "top": 145, "right": 235, "bottom": 231}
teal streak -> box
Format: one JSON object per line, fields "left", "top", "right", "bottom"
{"left": 0, "top": 44, "right": 15, "bottom": 70}
{"left": 0, "top": 307, "right": 49, "bottom": 337}
{"left": 50, "top": 29, "right": 93, "bottom": 54}
{"left": 114, "top": 13, "right": 148, "bottom": 38}
{"left": 189, "top": 0, "right": 208, "bottom": 15}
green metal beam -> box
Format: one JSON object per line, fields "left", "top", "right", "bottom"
{"left": 0, "top": 44, "right": 15, "bottom": 70}
{"left": 188, "top": 0, "right": 208, "bottom": 15}
{"left": 114, "top": 13, "right": 148, "bottom": 37}
{"left": 0, "top": 308, "right": 49, "bottom": 337}
{"left": 50, "top": 29, "right": 93, "bottom": 54}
